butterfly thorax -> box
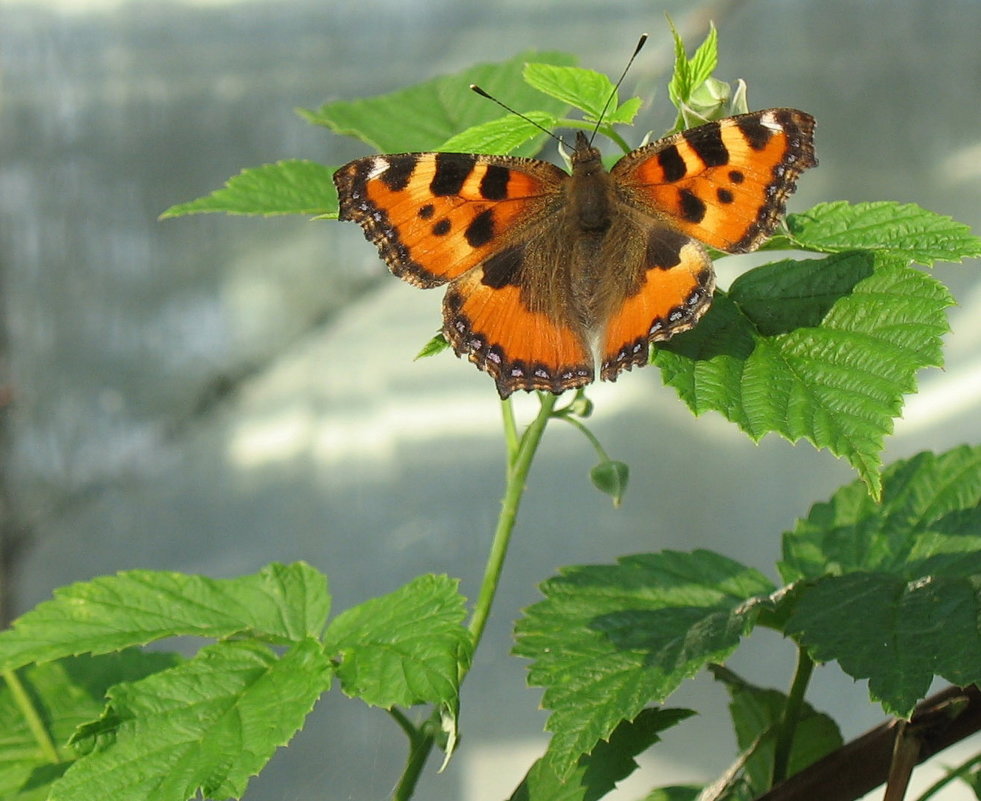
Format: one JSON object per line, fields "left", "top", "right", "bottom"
{"left": 568, "top": 132, "right": 612, "bottom": 233}
{"left": 543, "top": 132, "right": 621, "bottom": 330}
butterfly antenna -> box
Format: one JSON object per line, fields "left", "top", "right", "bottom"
{"left": 589, "top": 33, "right": 648, "bottom": 144}
{"left": 469, "top": 84, "right": 566, "bottom": 148}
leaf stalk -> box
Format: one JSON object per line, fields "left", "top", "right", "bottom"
{"left": 3, "top": 668, "right": 61, "bottom": 764}
{"left": 771, "top": 648, "right": 815, "bottom": 786}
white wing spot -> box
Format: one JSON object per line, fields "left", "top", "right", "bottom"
{"left": 760, "top": 111, "right": 782, "bottom": 132}
{"left": 366, "top": 158, "right": 390, "bottom": 180}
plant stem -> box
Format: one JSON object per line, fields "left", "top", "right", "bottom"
{"left": 771, "top": 647, "right": 814, "bottom": 786}
{"left": 468, "top": 393, "right": 557, "bottom": 647}
{"left": 391, "top": 708, "right": 435, "bottom": 801}
{"left": 392, "top": 393, "right": 558, "bottom": 800}
{"left": 556, "top": 413, "right": 610, "bottom": 462}
{"left": 3, "top": 668, "right": 61, "bottom": 764}
{"left": 602, "top": 127, "right": 634, "bottom": 154}
{"left": 501, "top": 397, "right": 520, "bottom": 463}
{"left": 388, "top": 707, "right": 419, "bottom": 740}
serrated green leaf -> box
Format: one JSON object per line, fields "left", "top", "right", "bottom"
{"left": 785, "top": 201, "right": 981, "bottom": 265}
{"left": 301, "top": 51, "right": 576, "bottom": 155}
{"left": 780, "top": 446, "right": 981, "bottom": 582}
{"left": 514, "top": 551, "right": 774, "bottom": 778}
{"left": 667, "top": 23, "right": 689, "bottom": 108}
{"left": 414, "top": 332, "right": 450, "bottom": 360}
{"left": 324, "top": 574, "right": 472, "bottom": 710}
{"left": 49, "top": 639, "right": 329, "bottom": 801}
{"left": 522, "top": 63, "right": 616, "bottom": 121}
{"left": 509, "top": 708, "right": 694, "bottom": 801}
{"left": 780, "top": 446, "right": 981, "bottom": 717}
{"left": 788, "top": 571, "right": 981, "bottom": 717}
{"left": 608, "top": 96, "right": 643, "bottom": 125}
{"left": 686, "top": 24, "right": 718, "bottom": 93}
{"left": 438, "top": 111, "right": 559, "bottom": 154}
{"left": 666, "top": 24, "right": 745, "bottom": 131}
{"left": 668, "top": 22, "right": 718, "bottom": 110}
{"left": 0, "top": 652, "right": 180, "bottom": 800}
{"left": 166, "top": 54, "right": 576, "bottom": 220}
{"left": 160, "top": 160, "right": 337, "bottom": 218}
{"left": 654, "top": 253, "right": 954, "bottom": 497}
{"left": 710, "top": 665, "right": 842, "bottom": 795}
{"left": 0, "top": 562, "right": 330, "bottom": 671}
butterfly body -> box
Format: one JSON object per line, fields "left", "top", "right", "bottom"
{"left": 334, "top": 109, "right": 816, "bottom": 397}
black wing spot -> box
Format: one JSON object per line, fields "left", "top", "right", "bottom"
{"left": 678, "top": 189, "right": 707, "bottom": 223}
{"left": 646, "top": 228, "right": 687, "bottom": 270}
{"left": 657, "top": 145, "right": 687, "bottom": 182}
{"left": 465, "top": 209, "right": 495, "bottom": 248}
{"left": 481, "top": 244, "right": 524, "bottom": 288}
{"left": 431, "top": 153, "right": 477, "bottom": 195}
{"left": 480, "top": 164, "right": 510, "bottom": 200}
{"left": 684, "top": 122, "right": 729, "bottom": 166}
{"left": 736, "top": 115, "right": 773, "bottom": 151}
{"left": 380, "top": 157, "right": 416, "bottom": 192}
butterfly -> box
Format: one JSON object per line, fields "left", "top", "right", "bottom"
{"left": 333, "top": 108, "right": 816, "bottom": 398}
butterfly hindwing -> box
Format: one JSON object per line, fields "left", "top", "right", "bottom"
{"left": 612, "top": 109, "right": 817, "bottom": 252}
{"left": 599, "top": 229, "right": 715, "bottom": 381}
{"left": 444, "top": 262, "right": 594, "bottom": 397}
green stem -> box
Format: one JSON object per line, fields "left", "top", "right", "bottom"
{"left": 390, "top": 708, "right": 435, "bottom": 801}
{"left": 3, "top": 668, "right": 60, "bottom": 764}
{"left": 388, "top": 707, "right": 419, "bottom": 740}
{"left": 501, "top": 397, "right": 520, "bottom": 463}
{"left": 468, "top": 393, "right": 557, "bottom": 646}
{"left": 556, "top": 413, "right": 610, "bottom": 463}
{"left": 771, "top": 648, "right": 814, "bottom": 786}
{"left": 392, "top": 393, "right": 558, "bottom": 800}
{"left": 914, "top": 752, "right": 981, "bottom": 801}
{"left": 602, "top": 127, "right": 634, "bottom": 154}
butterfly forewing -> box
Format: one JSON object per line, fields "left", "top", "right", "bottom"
{"left": 612, "top": 109, "right": 817, "bottom": 253}
{"left": 334, "top": 152, "right": 566, "bottom": 286}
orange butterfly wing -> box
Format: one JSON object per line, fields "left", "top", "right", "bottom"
{"left": 611, "top": 108, "right": 817, "bottom": 252}
{"left": 444, "top": 269, "right": 594, "bottom": 397}
{"left": 598, "top": 231, "right": 715, "bottom": 380}
{"left": 333, "top": 152, "right": 594, "bottom": 396}
{"left": 599, "top": 109, "right": 817, "bottom": 379}
{"left": 334, "top": 152, "right": 565, "bottom": 286}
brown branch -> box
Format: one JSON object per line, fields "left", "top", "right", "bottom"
{"left": 754, "top": 684, "right": 981, "bottom": 801}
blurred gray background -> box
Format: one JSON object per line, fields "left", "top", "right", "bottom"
{"left": 2, "top": 0, "right": 979, "bottom": 799}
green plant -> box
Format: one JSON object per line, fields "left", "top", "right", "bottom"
{"left": 2, "top": 26, "right": 979, "bottom": 801}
